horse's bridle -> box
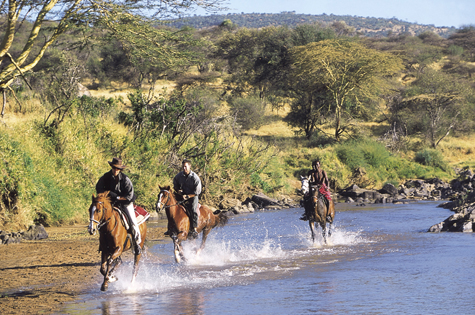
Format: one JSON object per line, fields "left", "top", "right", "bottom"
{"left": 156, "top": 190, "right": 184, "bottom": 212}
{"left": 88, "top": 201, "right": 111, "bottom": 234}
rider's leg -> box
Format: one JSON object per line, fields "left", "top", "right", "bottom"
{"left": 125, "top": 203, "right": 142, "bottom": 246}
{"left": 190, "top": 196, "right": 199, "bottom": 237}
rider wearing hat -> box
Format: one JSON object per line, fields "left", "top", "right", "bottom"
{"left": 300, "top": 160, "right": 332, "bottom": 221}
{"left": 96, "top": 157, "right": 141, "bottom": 254}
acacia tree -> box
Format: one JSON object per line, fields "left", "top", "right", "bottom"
{"left": 0, "top": 0, "right": 224, "bottom": 115}
{"left": 290, "top": 39, "right": 403, "bottom": 140}
{"left": 395, "top": 69, "right": 471, "bottom": 148}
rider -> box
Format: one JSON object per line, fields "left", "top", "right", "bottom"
{"left": 96, "top": 157, "right": 141, "bottom": 254}
{"left": 300, "top": 160, "right": 332, "bottom": 221}
{"left": 173, "top": 159, "right": 202, "bottom": 239}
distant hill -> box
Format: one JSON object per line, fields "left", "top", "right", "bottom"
{"left": 168, "top": 12, "right": 457, "bottom": 38}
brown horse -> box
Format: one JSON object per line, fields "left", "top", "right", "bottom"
{"left": 87, "top": 192, "right": 147, "bottom": 291}
{"left": 304, "top": 184, "right": 335, "bottom": 244}
{"left": 156, "top": 185, "right": 228, "bottom": 263}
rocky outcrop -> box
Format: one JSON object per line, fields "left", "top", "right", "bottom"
{"left": 337, "top": 177, "right": 457, "bottom": 205}
{"left": 216, "top": 192, "right": 299, "bottom": 216}
{"left": 428, "top": 169, "right": 475, "bottom": 232}
{"left": 0, "top": 224, "right": 48, "bottom": 244}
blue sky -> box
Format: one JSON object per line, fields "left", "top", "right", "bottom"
{"left": 194, "top": 0, "right": 474, "bottom": 28}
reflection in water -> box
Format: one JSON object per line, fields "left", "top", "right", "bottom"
{"left": 101, "top": 294, "right": 144, "bottom": 315}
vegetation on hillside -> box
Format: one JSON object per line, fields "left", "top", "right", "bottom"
{"left": 169, "top": 12, "right": 457, "bottom": 37}
{"left": 1, "top": 9, "right": 475, "bottom": 230}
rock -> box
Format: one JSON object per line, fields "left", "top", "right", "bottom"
{"left": 251, "top": 193, "right": 280, "bottom": 208}
{"left": 219, "top": 198, "right": 242, "bottom": 209}
{"left": 22, "top": 224, "right": 48, "bottom": 240}
{"left": 380, "top": 183, "right": 398, "bottom": 195}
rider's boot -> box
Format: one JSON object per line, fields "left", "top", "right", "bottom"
{"left": 190, "top": 212, "right": 199, "bottom": 239}
{"left": 300, "top": 213, "right": 309, "bottom": 221}
{"left": 131, "top": 226, "right": 142, "bottom": 254}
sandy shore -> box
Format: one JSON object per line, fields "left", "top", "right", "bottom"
{"left": 0, "top": 223, "right": 167, "bottom": 315}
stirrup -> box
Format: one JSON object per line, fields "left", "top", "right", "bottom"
{"left": 164, "top": 230, "right": 170, "bottom": 236}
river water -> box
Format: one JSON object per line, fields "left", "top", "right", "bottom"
{"left": 59, "top": 201, "right": 475, "bottom": 314}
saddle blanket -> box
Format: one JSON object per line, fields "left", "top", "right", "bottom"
{"left": 114, "top": 205, "right": 150, "bottom": 230}
{"left": 134, "top": 205, "right": 150, "bottom": 225}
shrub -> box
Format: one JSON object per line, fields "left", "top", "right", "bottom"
{"left": 415, "top": 149, "right": 448, "bottom": 171}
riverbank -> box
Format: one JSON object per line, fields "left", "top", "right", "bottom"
{"left": 0, "top": 224, "right": 167, "bottom": 315}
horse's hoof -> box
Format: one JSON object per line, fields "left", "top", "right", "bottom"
{"left": 101, "top": 283, "right": 108, "bottom": 291}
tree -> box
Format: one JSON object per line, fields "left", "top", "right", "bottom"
{"left": 0, "top": 0, "right": 224, "bottom": 114}
{"left": 289, "top": 39, "right": 403, "bottom": 140}
{"left": 393, "top": 69, "right": 471, "bottom": 148}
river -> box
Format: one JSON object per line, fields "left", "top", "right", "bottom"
{"left": 58, "top": 201, "right": 475, "bottom": 314}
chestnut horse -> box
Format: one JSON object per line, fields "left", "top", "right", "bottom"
{"left": 87, "top": 192, "right": 147, "bottom": 291}
{"left": 302, "top": 180, "right": 335, "bottom": 244}
{"left": 156, "top": 185, "right": 228, "bottom": 263}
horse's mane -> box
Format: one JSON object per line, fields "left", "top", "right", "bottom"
{"left": 96, "top": 191, "right": 113, "bottom": 207}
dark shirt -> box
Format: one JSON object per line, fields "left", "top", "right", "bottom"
{"left": 173, "top": 170, "right": 202, "bottom": 196}
{"left": 96, "top": 170, "right": 136, "bottom": 204}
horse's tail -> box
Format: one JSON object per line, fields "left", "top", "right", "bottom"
{"left": 213, "top": 210, "right": 229, "bottom": 227}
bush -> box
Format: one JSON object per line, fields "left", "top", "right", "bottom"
{"left": 228, "top": 96, "right": 267, "bottom": 130}
{"left": 414, "top": 148, "right": 448, "bottom": 171}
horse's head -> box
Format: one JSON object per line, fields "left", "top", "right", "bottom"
{"left": 300, "top": 175, "right": 309, "bottom": 195}
{"left": 156, "top": 185, "right": 173, "bottom": 213}
{"left": 88, "top": 192, "right": 112, "bottom": 235}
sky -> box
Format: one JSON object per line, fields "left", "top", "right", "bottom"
{"left": 194, "top": 0, "right": 475, "bottom": 28}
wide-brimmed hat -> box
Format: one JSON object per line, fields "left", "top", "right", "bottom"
{"left": 108, "top": 157, "right": 126, "bottom": 169}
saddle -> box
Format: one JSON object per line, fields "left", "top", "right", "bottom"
{"left": 114, "top": 204, "right": 150, "bottom": 231}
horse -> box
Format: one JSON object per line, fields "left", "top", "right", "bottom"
{"left": 156, "top": 185, "right": 228, "bottom": 263}
{"left": 301, "top": 179, "right": 335, "bottom": 244}
{"left": 87, "top": 192, "right": 148, "bottom": 291}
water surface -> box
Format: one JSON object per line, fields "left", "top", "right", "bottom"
{"left": 59, "top": 202, "right": 475, "bottom": 314}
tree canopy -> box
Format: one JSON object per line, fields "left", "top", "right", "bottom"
{"left": 289, "top": 39, "right": 404, "bottom": 140}
{"left": 0, "top": 0, "right": 224, "bottom": 107}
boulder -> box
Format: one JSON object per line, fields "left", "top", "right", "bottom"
{"left": 251, "top": 193, "right": 280, "bottom": 208}
{"left": 22, "top": 224, "right": 48, "bottom": 240}
{"left": 380, "top": 183, "right": 398, "bottom": 195}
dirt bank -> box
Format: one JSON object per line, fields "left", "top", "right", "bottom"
{"left": 0, "top": 223, "right": 167, "bottom": 315}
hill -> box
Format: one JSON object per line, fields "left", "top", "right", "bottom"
{"left": 169, "top": 12, "right": 458, "bottom": 37}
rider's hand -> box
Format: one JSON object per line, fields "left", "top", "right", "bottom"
{"left": 183, "top": 195, "right": 189, "bottom": 200}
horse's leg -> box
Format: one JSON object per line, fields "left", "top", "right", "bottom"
{"left": 172, "top": 234, "right": 186, "bottom": 263}
{"left": 308, "top": 221, "right": 316, "bottom": 243}
{"left": 131, "top": 251, "right": 141, "bottom": 285}
{"left": 197, "top": 228, "right": 210, "bottom": 255}
{"left": 100, "top": 251, "right": 110, "bottom": 291}
{"left": 320, "top": 220, "right": 327, "bottom": 245}
{"left": 107, "top": 256, "right": 122, "bottom": 283}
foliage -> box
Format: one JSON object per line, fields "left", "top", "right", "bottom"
{"left": 0, "top": 0, "right": 224, "bottom": 113}
{"left": 168, "top": 13, "right": 456, "bottom": 38}
{"left": 289, "top": 39, "right": 404, "bottom": 140}
{"left": 228, "top": 95, "right": 267, "bottom": 130}
{"left": 414, "top": 149, "right": 448, "bottom": 171}
{"left": 390, "top": 69, "right": 472, "bottom": 148}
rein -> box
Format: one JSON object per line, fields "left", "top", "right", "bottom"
{"left": 90, "top": 201, "right": 113, "bottom": 231}
{"left": 158, "top": 190, "right": 184, "bottom": 210}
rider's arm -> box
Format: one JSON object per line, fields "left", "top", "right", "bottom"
{"left": 122, "top": 176, "right": 135, "bottom": 203}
